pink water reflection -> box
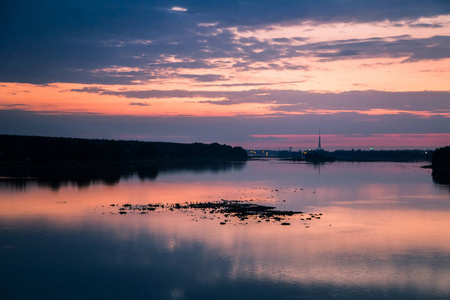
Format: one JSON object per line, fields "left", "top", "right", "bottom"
{"left": 0, "top": 160, "right": 449, "bottom": 299}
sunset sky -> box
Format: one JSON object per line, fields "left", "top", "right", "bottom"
{"left": 1, "top": 0, "right": 449, "bottom": 150}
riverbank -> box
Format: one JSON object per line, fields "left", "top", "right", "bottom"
{"left": 0, "top": 134, "right": 247, "bottom": 166}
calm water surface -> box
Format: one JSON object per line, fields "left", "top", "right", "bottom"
{"left": 1, "top": 160, "right": 449, "bottom": 300}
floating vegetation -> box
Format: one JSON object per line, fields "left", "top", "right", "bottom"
{"left": 109, "top": 200, "right": 323, "bottom": 226}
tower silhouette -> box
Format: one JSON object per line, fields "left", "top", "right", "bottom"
{"left": 318, "top": 129, "right": 322, "bottom": 150}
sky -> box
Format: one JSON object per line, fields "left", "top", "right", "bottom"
{"left": 0, "top": 0, "right": 449, "bottom": 150}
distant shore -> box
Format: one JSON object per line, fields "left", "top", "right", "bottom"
{"left": 248, "top": 149, "right": 433, "bottom": 163}
{"left": 0, "top": 135, "right": 249, "bottom": 188}
{"left": 0, "top": 134, "right": 248, "bottom": 168}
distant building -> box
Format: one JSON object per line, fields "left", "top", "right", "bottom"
{"left": 317, "top": 130, "right": 322, "bottom": 150}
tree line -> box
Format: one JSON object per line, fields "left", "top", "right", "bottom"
{"left": 0, "top": 135, "right": 248, "bottom": 165}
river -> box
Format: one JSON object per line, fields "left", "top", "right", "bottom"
{"left": 0, "top": 159, "right": 449, "bottom": 299}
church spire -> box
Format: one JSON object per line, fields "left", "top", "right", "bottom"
{"left": 318, "top": 128, "right": 322, "bottom": 150}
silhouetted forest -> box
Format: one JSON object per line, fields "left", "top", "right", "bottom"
{"left": 431, "top": 146, "right": 450, "bottom": 184}
{"left": 0, "top": 135, "right": 248, "bottom": 165}
{"left": 260, "top": 149, "right": 433, "bottom": 162}
{"left": 332, "top": 149, "right": 432, "bottom": 162}
{"left": 432, "top": 146, "right": 450, "bottom": 167}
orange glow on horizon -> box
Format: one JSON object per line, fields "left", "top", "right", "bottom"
{"left": 1, "top": 81, "right": 448, "bottom": 118}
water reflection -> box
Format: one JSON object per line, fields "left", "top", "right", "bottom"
{"left": 0, "top": 161, "right": 246, "bottom": 191}
{"left": 432, "top": 168, "right": 450, "bottom": 190}
{"left": 1, "top": 207, "right": 449, "bottom": 299}
{"left": 0, "top": 160, "right": 449, "bottom": 300}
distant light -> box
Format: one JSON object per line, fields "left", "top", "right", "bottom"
{"left": 171, "top": 6, "right": 187, "bottom": 12}
{"left": 370, "top": 147, "right": 373, "bottom": 150}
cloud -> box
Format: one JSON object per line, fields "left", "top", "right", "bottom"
{"left": 69, "top": 87, "right": 450, "bottom": 115}
{"left": 0, "top": 103, "right": 27, "bottom": 108}
{"left": 272, "top": 38, "right": 291, "bottom": 43}
{"left": 315, "top": 49, "right": 361, "bottom": 58}
{"left": 410, "top": 23, "right": 443, "bottom": 28}
{"left": 171, "top": 7, "right": 188, "bottom": 12}
{"left": 201, "top": 80, "right": 307, "bottom": 87}
{"left": 307, "top": 35, "right": 450, "bottom": 62}
{"left": 3, "top": 31, "right": 447, "bottom": 85}
{"left": 4, "top": 31, "right": 444, "bottom": 86}
{"left": 70, "top": 87, "right": 105, "bottom": 93}
{"left": 198, "top": 22, "right": 219, "bottom": 27}
{"left": 129, "top": 102, "right": 150, "bottom": 106}
{"left": 0, "top": 1, "right": 448, "bottom": 85}
{"left": 177, "top": 74, "right": 227, "bottom": 82}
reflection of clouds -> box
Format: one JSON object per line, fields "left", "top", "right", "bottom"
{"left": 226, "top": 252, "right": 450, "bottom": 294}
{"left": 117, "top": 208, "right": 449, "bottom": 294}
{"left": 4, "top": 208, "right": 449, "bottom": 297}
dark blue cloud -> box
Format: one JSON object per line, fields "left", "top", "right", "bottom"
{"left": 311, "top": 35, "right": 450, "bottom": 62}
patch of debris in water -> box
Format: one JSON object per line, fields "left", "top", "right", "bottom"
{"left": 106, "top": 200, "right": 323, "bottom": 226}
